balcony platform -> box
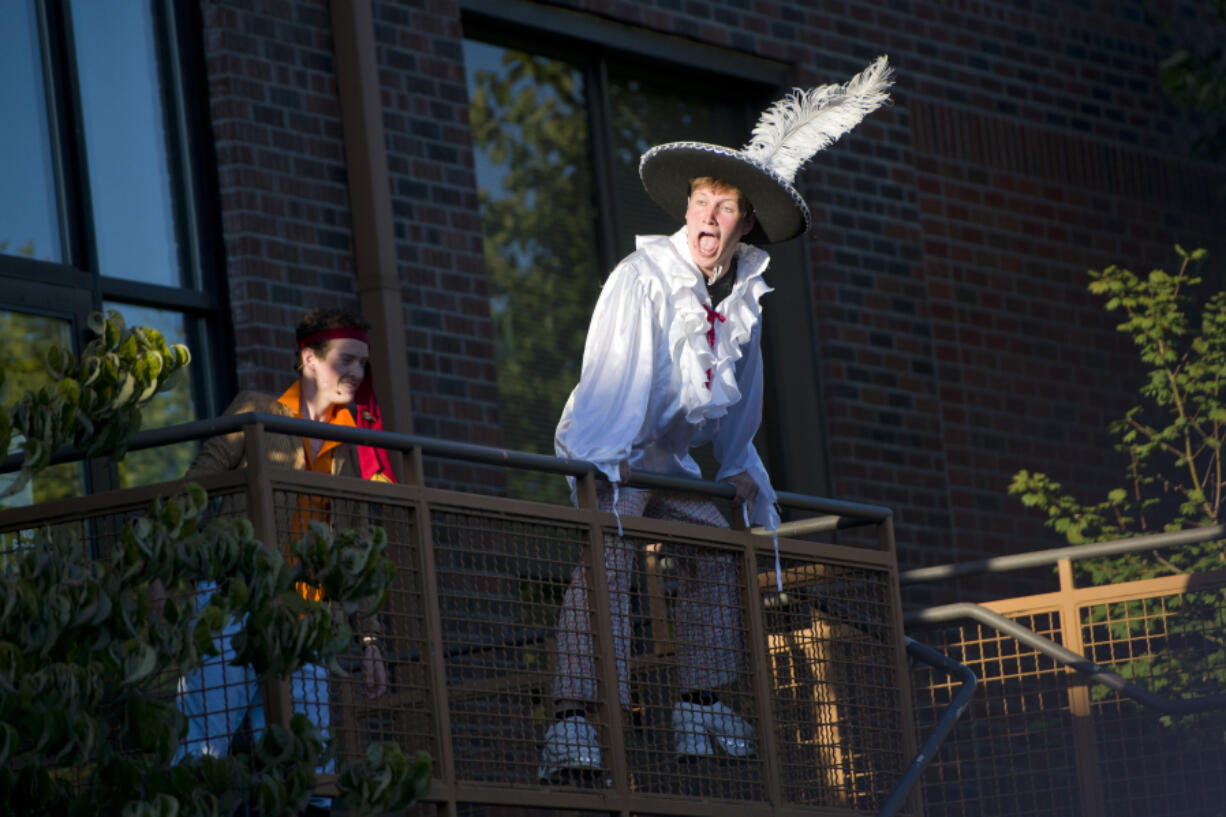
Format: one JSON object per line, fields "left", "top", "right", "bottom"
{"left": 0, "top": 423, "right": 920, "bottom": 817}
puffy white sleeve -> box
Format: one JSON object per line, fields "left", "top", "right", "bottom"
{"left": 713, "top": 321, "right": 780, "bottom": 529}
{"left": 555, "top": 261, "right": 657, "bottom": 484}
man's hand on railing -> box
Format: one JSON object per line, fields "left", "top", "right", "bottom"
{"left": 723, "top": 471, "right": 758, "bottom": 511}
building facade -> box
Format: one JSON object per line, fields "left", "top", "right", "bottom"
{"left": 4, "top": 0, "right": 1225, "bottom": 596}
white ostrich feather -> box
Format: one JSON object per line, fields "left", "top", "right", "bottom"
{"left": 743, "top": 55, "right": 893, "bottom": 182}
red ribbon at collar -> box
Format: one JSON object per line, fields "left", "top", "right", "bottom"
{"left": 703, "top": 304, "right": 726, "bottom": 390}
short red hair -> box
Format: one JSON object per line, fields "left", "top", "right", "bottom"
{"left": 688, "top": 176, "right": 753, "bottom": 215}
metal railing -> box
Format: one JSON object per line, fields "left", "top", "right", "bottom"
{"left": 904, "top": 526, "right": 1226, "bottom": 817}
{"left": 1, "top": 416, "right": 950, "bottom": 817}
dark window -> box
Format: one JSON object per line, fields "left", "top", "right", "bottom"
{"left": 0, "top": 0, "right": 225, "bottom": 505}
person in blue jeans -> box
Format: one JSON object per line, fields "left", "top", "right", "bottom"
{"left": 172, "top": 308, "right": 393, "bottom": 806}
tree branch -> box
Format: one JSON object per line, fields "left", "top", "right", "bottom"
{"left": 1150, "top": 549, "right": 1184, "bottom": 576}
{"left": 1126, "top": 415, "right": 1185, "bottom": 459}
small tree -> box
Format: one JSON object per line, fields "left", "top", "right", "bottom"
{"left": 0, "top": 313, "right": 430, "bottom": 816}
{"left": 1008, "top": 247, "right": 1225, "bottom": 705}
{"left": 1009, "top": 247, "right": 1224, "bottom": 578}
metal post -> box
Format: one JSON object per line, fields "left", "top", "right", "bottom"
{"left": 881, "top": 515, "right": 923, "bottom": 816}
{"left": 413, "top": 496, "right": 458, "bottom": 805}
{"left": 740, "top": 537, "right": 783, "bottom": 810}
{"left": 404, "top": 446, "right": 426, "bottom": 487}
{"left": 244, "top": 425, "right": 294, "bottom": 734}
{"left": 576, "top": 476, "right": 630, "bottom": 799}
{"left": 1058, "top": 558, "right": 1106, "bottom": 817}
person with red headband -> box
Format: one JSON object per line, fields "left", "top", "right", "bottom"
{"left": 185, "top": 308, "right": 396, "bottom": 483}
{"left": 174, "top": 308, "right": 394, "bottom": 812}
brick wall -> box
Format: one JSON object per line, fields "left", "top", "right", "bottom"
{"left": 200, "top": 0, "right": 1226, "bottom": 589}
{"left": 202, "top": 0, "right": 502, "bottom": 491}
{"left": 202, "top": 1, "right": 358, "bottom": 388}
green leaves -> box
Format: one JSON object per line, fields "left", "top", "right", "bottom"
{"left": 1, "top": 484, "right": 413, "bottom": 815}
{"left": 1012, "top": 247, "right": 1226, "bottom": 579}
{"left": 0, "top": 307, "right": 421, "bottom": 815}
{"left": 1, "top": 310, "right": 192, "bottom": 500}
{"left": 338, "top": 743, "right": 432, "bottom": 814}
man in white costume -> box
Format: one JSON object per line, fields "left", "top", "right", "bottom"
{"left": 540, "top": 56, "right": 893, "bottom": 783}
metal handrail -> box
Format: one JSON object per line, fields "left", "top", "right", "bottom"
{"left": 899, "top": 525, "right": 1226, "bottom": 712}
{"left": 899, "top": 524, "right": 1226, "bottom": 585}
{"left": 6, "top": 412, "right": 968, "bottom": 813}
{"left": 878, "top": 637, "right": 977, "bottom": 817}
{"left": 0, "top": 411, "right": 893, "bottom": 527}
{"left": 905, "top": 601, "right": 1226, "bottom": 715}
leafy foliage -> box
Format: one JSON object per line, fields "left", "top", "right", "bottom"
{"left": 1008, "top": 247, "right": 1225, "bottom": 579}
{"left": 0, "top": 310, "right": 191, "bottom": 501}
{"left": 1008, "top": 248, "right": 1226, "bottom": 714}
{"left": 467, "top": 47, "right": 603, "bottom": 503}
{"left": 0, "top": 311, "right": 83, "bottom": 505}
{"left": 0, "top": 314, "right": 431, "bottom": 815}
{"left": 110, "top": 305, "right": 201, "bottom": 491}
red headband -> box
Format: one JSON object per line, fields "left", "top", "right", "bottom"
{"left": 298, "top": 327, "right": 369, "bottom": 348}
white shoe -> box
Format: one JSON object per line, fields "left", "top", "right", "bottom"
{"left": 538, "top": 715, "right": 603, "bottom": 783}
{"left": 672, "top": 700, "right": 755, "bottom": 758}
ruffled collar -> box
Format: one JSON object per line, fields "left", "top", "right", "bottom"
{"left": 638, "top": 229, "right": 773, "bottom": 423}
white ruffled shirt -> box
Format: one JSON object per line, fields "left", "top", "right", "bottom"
{"left": 555, "top": 228, "right": 780, "bottom": 530}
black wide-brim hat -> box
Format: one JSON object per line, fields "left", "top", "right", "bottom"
{"left": 640, "top": 142, "right": 809, "bottom": 245}
{"left": 638, "top": 55, "right": 894, "bottom": 247}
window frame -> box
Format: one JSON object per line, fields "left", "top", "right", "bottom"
{"left": 0, "top": 0, "right": 232, "bottom": 494}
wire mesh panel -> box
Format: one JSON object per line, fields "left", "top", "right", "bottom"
{"left": 3, "top": 462, "right": 919, "bottom": 816}
{"left": 0, "top": 482, "right": 228, "bottom": 563}
{"left": 1083, "top": 589, "right": 1226, "bottom": 817}
{"left": 0, "top": 482, "right": 262, "bottom": 775}
{"left": 910, "top": 613, "right": 1079, "bottom": 817}
{"left": 623, "top": 531, "right": 765, "bottom": 801}
{"left": 1, "top": 513, "right": 89, "bottom": 563}
{"left": 454, "top": 806, "right": 604, "bottom": 817}
{"left": 432, "top": 506, "right": 596, "bottom": 787}
{"left": 765, "top": 558, "right": 906, "bottom": 812}
{"left": 174, "top": 485, "right": 279, "bottom": 764}
{"left": 343, "top": 498, "right": 436, "bottom": 763}
{"left": 269, "top": 486, "right": 436, "bottom": 768}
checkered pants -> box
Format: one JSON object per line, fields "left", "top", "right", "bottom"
{"left": 553, "top": 486, "right": 745, "bottom": 708}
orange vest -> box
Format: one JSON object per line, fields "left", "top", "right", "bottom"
{"left": 277, "top": 382, "right": 355, "bottom": 603}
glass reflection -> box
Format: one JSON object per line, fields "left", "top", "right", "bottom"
{"left": 104, "top": 303, "right": 198, "bottom": 488}
{"left": 0, "top": 311, "right": 84, "bottom": 507}
{"left": 608, "top": 74, "right": 746, "bottom": 255}
{"left": 0, "top": 0, "right": 63, "bottom": 263}
{"left": 72, "top": 0, "right": 183, "bottom": 286}
{"left": 464, "top": 40, "right": 602, "bottom": 503}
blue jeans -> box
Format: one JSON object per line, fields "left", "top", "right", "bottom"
{"left": 176, "top": 588, "right": 333, "bottom": 803}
